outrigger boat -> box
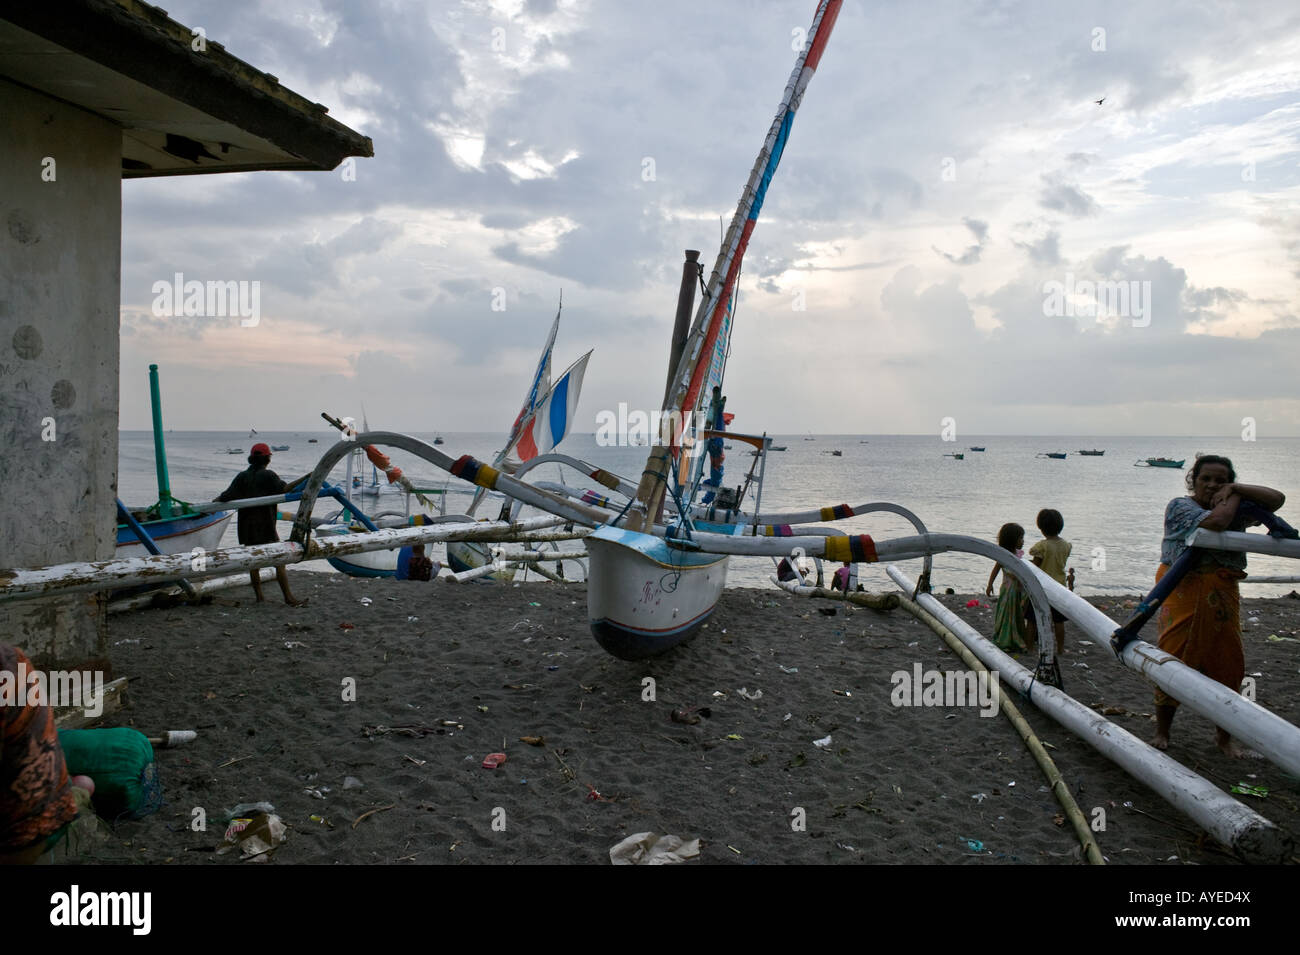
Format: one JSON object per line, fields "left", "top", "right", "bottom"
{"left": 117, "top": 365, "right": 233, "bottom": 579}
{"left": 1078, "top": 449, "right": 1103, "bottom": 456}
{"left": 577, "top": 1, "right": 844, "bottom": 658}
{"left": 1135, "top": 457, "right": 1185, "bottom": 468}
{"left": 445, "top": 298, "right": 591, "bottom": 579}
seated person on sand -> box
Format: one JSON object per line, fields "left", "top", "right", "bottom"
{"left": 0, "top": 643, "right": 93, "bottom": 864}
{"left": 396, "top": 544, "right": 439, "bottom": 581}
{"left": 1152, "top": 454, "right": 1295, "bottom": 757}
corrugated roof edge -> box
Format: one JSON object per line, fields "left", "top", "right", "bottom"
{"left": 4, "top": 0, "right": 374, "bottom": 171}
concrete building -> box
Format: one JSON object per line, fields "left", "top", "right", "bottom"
{"left": 0, "top": 0, "right": 372, "bottom": 665}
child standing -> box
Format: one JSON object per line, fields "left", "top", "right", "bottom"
{"left": 1025, "top": 508, "right": 1071, "bottom": 654}
{"left": 986, "top": 523, "right": 1029, "bottom": 653}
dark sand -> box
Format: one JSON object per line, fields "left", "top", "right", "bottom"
{"left": 81, "top": 576, "right": 1300, "bottom": 864}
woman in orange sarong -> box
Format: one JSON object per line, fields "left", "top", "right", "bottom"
{"left": 1152, "top": 455, "right": 1287, "bottom": 757}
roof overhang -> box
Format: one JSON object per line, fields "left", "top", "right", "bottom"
{"left": 0, "top": 0, "right": 373, "bottom": 178}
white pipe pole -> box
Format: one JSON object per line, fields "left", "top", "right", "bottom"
{"left": 0, "top": 515, "right": 567, "bottom": 602}
{"left": 1188, "top": 529, "right": 1300, "bottom": 558}
{"left": 1017, "top": 561, "right": 1300, "bottom": 780}
{"left": 886, "top": 565, "right": 1289, "bottom": 862}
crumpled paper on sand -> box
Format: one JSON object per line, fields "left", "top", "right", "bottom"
{"left": 217, "top": 812, "right": 287, "bottom": 863}
{"left": 609, "top": 832, "right": 700, "bottom": 865}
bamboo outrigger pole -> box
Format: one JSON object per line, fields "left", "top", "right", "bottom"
{"left": 886, "top": 565, "right": 1291, "bottom": 863}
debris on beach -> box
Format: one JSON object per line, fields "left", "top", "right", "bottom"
{"left": 813, "top": 735, "right": 832, "bottom": 749}
{"left": 609, "top": 832, "right": 700, "bottom": 865}
{"left": 737, "top": 687, "right": 762, "bottom": 700}
{"left": 670, "top": 705, "right": 711, "bottom": 724}
{"left": 519, "top": 735, "right": 546, "bottom": 746}
{"left": 482, "top": 752, "right": 507, "bottom": 769}
{"left": 218, "top": 812, "right": 286, "bottom": 863}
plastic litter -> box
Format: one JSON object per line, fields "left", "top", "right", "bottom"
{"left": 609, "top": 832, "right": 700, "bottom": 865}
{"left": 813, "top": 735, "right": 832, "bottom": 749}
{"left": 482, "top": 753, "right": 507, "bottom": 769}
{"left": 1230, "top": 783, "right": 1269, "bottom": 798}
{"left": 218, "top": 812, "right": 286, "bottom": 862}
{"left": 737, "top": 687, "right": 762, "bottom": 700}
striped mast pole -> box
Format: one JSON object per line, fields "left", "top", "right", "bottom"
{"left": 623, "top": 0, "right": 843, "bottom": 533}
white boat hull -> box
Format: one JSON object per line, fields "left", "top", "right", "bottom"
{"left": 586, "top": 525, "right": 728, "bottom": 659}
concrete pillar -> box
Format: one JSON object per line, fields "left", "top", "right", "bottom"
{"left": 0, "top": 77, "right": 121, "bottom": 666}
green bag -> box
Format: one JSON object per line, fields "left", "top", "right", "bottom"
{"left": 57, "top": 728, "right": 161, "bottom": 820}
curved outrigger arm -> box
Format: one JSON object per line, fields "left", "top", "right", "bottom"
{"left": 682, "top": 527, "right": 1056, "bottom": 671}
{"left": 289, "top": 433, "right": 612, "bottom": 550}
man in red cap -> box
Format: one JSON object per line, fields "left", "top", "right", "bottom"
{"left": 216, "top": 443, "right": 307, "bottom": 605}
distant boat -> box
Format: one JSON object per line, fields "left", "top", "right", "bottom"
{"left": 822, "top": 449, "right": 842, "bottom": 456}
{"left": 1038, "top": 452, "right": 1067, "bottom": 459}
{"left": 770, "top": 445, "right": 787, "bottom": 451}
{"left": 944, "top": 452, "right": 964, "bottom": 460}
{"left": 968, "top": 446, "right": 985, "bottom": 452}
{"left": 1078, "top": 449, "right": 1104, "bottom": 456}
{"left": 434, "top": 436, "right": 445, "bottom": 445}
{"left": 308, "top": 438, "right": 319, "bottom": 443}
{"left": 1135, "top": 457, "right": 1185, "bottom": 469}
{"left": 271, "top": 444, "right": 290, "bottom": 452}
{"left": 223, "top": 447, "right": 243, "bottom": 454}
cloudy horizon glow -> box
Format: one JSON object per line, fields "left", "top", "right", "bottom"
{"left": 118, "top": 1, "right": 1300, "bottom": 439}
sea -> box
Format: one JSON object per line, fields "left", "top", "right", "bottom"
{"left": 117, "top": 432, "right": 1300, "bottom": 598}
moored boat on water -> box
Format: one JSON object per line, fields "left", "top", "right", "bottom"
{"left": 1079, "top": 449, "right": 1104, "bottom": 456}
{"left": 1135, "top": 457, "right": 1185, "bottom": 468}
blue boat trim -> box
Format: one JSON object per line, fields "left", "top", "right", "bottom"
{"left": 590, "top": 604, "right": 716, "bottom": 660}
{"left": 325, "top": 557, "right": 394, "bottom": 579}
{"left": 115, "top": 510, "right": 230, "bottom": 547}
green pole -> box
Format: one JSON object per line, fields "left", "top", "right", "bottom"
{"left": 148, "top": 364, "right": 174, "bottom": 518}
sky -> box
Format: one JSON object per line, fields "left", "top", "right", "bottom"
{"left": 118, "top": 0, "right": 1300, "bottom": 437}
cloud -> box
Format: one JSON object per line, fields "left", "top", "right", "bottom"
{"left": 1039, "top": 176, "right": 1100, "bottom": 216}
{"left": 934, "top": 217, "right": 990, "bottom": 265}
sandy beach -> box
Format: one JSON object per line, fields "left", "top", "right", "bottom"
{"left": 62, "top": 574, "right": 1300, "bottom": 865}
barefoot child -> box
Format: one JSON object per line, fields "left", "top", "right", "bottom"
{"left": 985, "top": 523, "right": 1029, "bottom": 653}
{"left": 1025, "top": 508, "right": 1071, "bottom": 655}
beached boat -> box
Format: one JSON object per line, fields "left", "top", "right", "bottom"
{"left": 117, "top": 509, "right": 232, "bottom": 559}
{"left": 581, "top": 1, "right": 842, "bottom": 659}
{"left": 1135, "top": 457, "right": 1185, "bottom": 468}
{"left": 1078, "top": 449, "right": 1104, "bottom": 456}
{"left": 118, "top": 365, "right": 233, "bottom": 580}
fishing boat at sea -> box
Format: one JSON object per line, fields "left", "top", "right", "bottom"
{"left": 1038, "top": 452, "right": 1067, "bottom": 459}
{"left": 1135, "top": 457, "right": 1185, "bottom": 468}
{"left": 1078, "top": 449, "right": 1104, "bottom": 456}
{"left": 968, "top": 446, "right": 985, "bottom": 452}
{"left": 944, "top": 452, "right": 964, "bottom": 460}
{"left": 271, "top": 444, "right": 290, "bottom": 452}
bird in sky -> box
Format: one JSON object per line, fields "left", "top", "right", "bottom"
{"left": 1095, "top": 96, "right": 1105, "bottom": 106}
